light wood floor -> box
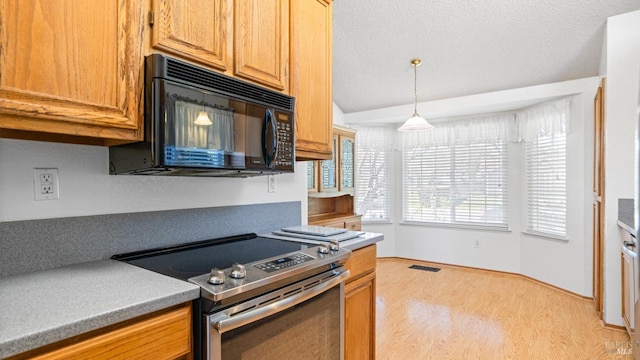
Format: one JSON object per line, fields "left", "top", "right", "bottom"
{"left": 376, "top": 258, "right": 632, "bottom": 359}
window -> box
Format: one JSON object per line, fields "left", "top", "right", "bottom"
{"left": 402, "top": 141, "right": 509, "bottom": 228}
{"left": 355, "top": 127, "right": 393, "bottom": 222}
{"left": 525, "top": 132, "right": 567, "bottom": 238}
{"left": 356, "top": 147, "right": 390, "bottom": 222}
{"left": 518, "top": 98, "right": 570, "bottom": 239}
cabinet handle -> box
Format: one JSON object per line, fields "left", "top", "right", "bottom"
{"left": 622, "top": 242, "right": 637, "bottom": 259}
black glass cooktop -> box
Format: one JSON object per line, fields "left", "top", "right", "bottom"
{"left": 112, "top": 233, "right": 312, "bottom": 281}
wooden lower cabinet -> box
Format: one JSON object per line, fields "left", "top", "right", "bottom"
{"left": 17, "top": 303, "right": 192, "bottom": 360}
{"left": 344, "top": 244, "right": 376, "bottom": 360}
{"left": 310, "top": 214, "right": 362, "bottom": 231}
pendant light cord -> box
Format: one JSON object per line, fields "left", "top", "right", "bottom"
{"left": 413, "top": 63, "right": 418, "bottom": 115}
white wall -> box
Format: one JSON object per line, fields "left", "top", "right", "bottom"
{"left": 0, "top": 138, "right": 308, "bottom": 222}
{"left": 519, "top": 93, "right": 594, "bottom": 296}
{"left": 601, "top": 9, "right": 640, "bottom": 326}
{"left": 350, "top": 76, "right": 600, "bottom": 298}
{"left": 333, "top": 103, "right": 345, "bottom": 125}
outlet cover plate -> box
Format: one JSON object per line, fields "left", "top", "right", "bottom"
{"left": 34, "top": 168, "right": 59, "bottom": 200}
{"left": 268, "top": 175, "right": 277, "bottom": 193}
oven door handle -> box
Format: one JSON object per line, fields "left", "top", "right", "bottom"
{"left": 212, "top": 269, "right": 350, "bottom": 334}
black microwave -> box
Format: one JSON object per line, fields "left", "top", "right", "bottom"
{"left": 109, "top": 54, "right": 295, "bottom": 177}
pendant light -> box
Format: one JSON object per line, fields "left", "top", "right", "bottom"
{"left": 398, "top": 58, "right": 434, "bottom": 131}
{"left": 194, "top": 111, "right": 212, "bottom": 126}
{"left": 194, "top": 95, "right": 212, "bottom": 126}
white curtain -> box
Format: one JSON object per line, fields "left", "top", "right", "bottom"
{"left": 396, "top": 112, "right": 516, "bottom": 149}
{"left": 352, "top": 125, "right": 397, "bottom": 150}
{"left": 516, "top": 98, "right": 571, "bottom": 142}
{"left": 353, "top": 97, "right": 572, "bottom": 148}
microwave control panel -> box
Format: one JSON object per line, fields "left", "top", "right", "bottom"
{"left": 275, "top": 113, "right": 294, "bottom": 170}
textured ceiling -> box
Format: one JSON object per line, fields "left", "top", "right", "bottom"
{"left": 332, "top": 0, "right": 640, "bottom": 115}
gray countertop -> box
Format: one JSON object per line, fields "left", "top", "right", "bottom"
{"left": 0, "top": 260, "right": 200, "bottom": 359}
{"left": 0, "top": 232, "right": 383, "bottom": 358}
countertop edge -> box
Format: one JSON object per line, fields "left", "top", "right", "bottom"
{"left": 0, "top": 261, "right": 200, "bottom": 359}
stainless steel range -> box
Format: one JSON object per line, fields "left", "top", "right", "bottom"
{"left": 112, "top": 233, "right": 351, "bottom": 360}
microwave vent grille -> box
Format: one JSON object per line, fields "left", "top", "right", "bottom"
{"left": 165, "top": 59, "right": 293, "bottom": 111}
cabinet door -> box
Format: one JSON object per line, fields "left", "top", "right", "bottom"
{"left": 345, "top": 272, "right": 376, "bottom": 360}
{"left": 319, "top": 134, "right": 338, "bottom": 192}
{"left": 234, "top": 0, "right": 289, "bottom": 92}
{"left": 290, "top": 0, "right": 333, "bottom": 160}
{"left": 0, "top": 0, "right": 144, "bottom": 142}
{"left": 151, "top": 0, "right": 232, "bottom": 71}
{"left": 307, "top": 161, "right": 319, "bottom": 192}
{"left": 339, "top": 134, "right": 355, "bottom": 193}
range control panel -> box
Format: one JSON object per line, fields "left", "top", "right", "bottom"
{"left": 253, "top": 252, "right": 315, "bottom": 273}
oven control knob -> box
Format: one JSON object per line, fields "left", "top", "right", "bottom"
{"left": 208, "top": 268, "right": 225, "bottom": 285}
{"left": 318, "top": 243, "right": 330, "bottom": 254}
{"left": 329, "top": 240, "right": 340, "bottom": 252}
{"left": 230, "top": 263, "right": 247, "bottom": 279}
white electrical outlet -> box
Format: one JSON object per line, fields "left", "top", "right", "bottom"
{"left": 268, "top": 175, "right": 277, "bottom": 193}
{"left": 474, "top": 239, "right": 481, "bottom": 249}
{"left": 34, "top": 168, "right": 60, "bottom": 200}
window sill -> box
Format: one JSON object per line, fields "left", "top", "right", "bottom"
{"left": 362, "top": 220, "right": 392, "bottom": 225}
{"left": 399, "top": 221, "right": 511, "bottom": 233}
{"left": 522, "top": 230, "right": 569, "bottom": 242}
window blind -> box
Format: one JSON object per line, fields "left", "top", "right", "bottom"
{"left": 525, "top": 132, "right": 566, "bottom": 237}
{"left": 402, "top": 141, "right": 508, "bottom": 228}
{"left": 355, "top": 147, "right": 390, "bottom": 222}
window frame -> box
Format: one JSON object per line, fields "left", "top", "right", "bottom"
{"left": 524, "top": 131, "right": 568, "bottom": 240}
{"left": 401, "top": 140, "right": 510, "bottom": 230}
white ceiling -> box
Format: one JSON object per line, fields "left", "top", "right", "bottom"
{"left": 332, "top": 0, "right": 640, "bottom": 115}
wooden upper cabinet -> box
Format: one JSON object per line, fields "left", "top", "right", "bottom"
{"left": 151, "top": 0, "right": 289, "bottom": 92}
{"left": 234, "top": 0, "right": 289, "bottom": 92}
{"left": 0, "top": 0, "right": 145, "bottom": 144}
{"left": 290, "top": 0, "right": 333, "bottom": 160}
{"left": 151, "top": 0, "right": 232, "bottom": 72}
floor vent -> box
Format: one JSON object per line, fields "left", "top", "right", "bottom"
{"left": 409, "top": 265, "right": 441, "bottom": 272}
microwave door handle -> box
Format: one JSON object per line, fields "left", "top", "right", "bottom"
{"left": 263, "top": 109, "right": 278, "bottom": 169}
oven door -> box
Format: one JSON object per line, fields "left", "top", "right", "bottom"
{"left": 205, "top": 268, "right": 349, "bottom": 360}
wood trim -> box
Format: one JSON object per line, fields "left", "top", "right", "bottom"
{"left": 603, "top": 322, "right": 628, "bottom": 333}
{"left": 592, "top": 77, "right": 606, "bottom": 320}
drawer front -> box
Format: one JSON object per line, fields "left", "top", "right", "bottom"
{"left": 345, "top": 219, "right": 361, "bottom": 231}
{"left": 344, "top": 244, "right": 376, "bottom": 283}
{"left": 30, "top": 304, "right": 191, "bottom": 360}
{"left": 321, "top": 220, "right": 347, "bottom": 228}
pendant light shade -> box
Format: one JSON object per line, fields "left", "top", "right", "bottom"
{"left": 398, "top": 59, "right": 434, "bottom": 132}
{"left": 194, "top": 111, "right": 212, "bottom": 126}
{"left": 195, "top": 93, "right": 212, "bottom": 126}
